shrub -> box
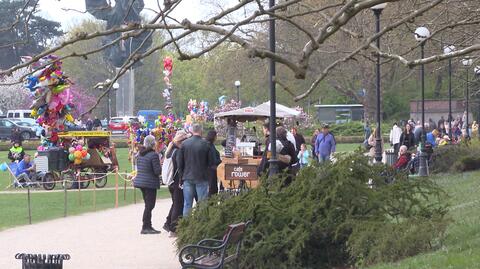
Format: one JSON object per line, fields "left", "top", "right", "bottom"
{"left": 431, "top": 140, "right": 480, "bottom": 173}
{"left": 176, "top": 153, "right": 449, "bottom": 268}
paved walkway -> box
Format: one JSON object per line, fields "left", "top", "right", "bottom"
{"left": 0, "top": 199, "right": 178, "bottom": 269}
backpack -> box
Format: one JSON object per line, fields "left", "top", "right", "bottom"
{"left": 161, "top": 148, "right": 177, "bottom": 186}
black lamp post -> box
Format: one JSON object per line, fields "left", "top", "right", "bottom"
{"left": 371, "top": 3, "right": 386, "bottom": 163}
{"left": 234, "top": 80, "right": 241, "bottom": 105}
{"left": 444, "top": 45, "right": 455, "bottom": 140}
{"left": 268, "top": 0, "right": 278, "bottom": 176}
{"left": 462, "top": 58, "right": 473, "bottom": 137}
{"left": 414, "top": 26, "right": 430, "bottom": 177}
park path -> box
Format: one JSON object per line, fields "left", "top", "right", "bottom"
{"left": 0, "top": 198, "right": 179, "bottom": 269}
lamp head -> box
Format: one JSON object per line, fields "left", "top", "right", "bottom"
{"left": 113, "top": 82, "right": 120, "bottom": 89}
{"left": 370, "top": 3, "right": 387, "bottom": 10}
{"left": 234, "top": 80, "right": 241, "bottom": 87}
{"left": 474, "top": 66, "right": 480, "bottom": 75}
{"left": 414, "top": 27, "right": 430, "bottom": 42}
{"left": 462, "top": 58, "right": 473, "bottom": 67}
{"left": 443, "top": 45, "right": 455, "bottom": 54}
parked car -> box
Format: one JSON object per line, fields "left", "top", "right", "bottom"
{"left": 7, "top": 109, "right": 33, "bottom": 119}
{"left": 9, "top": 118, "right": 43, "bottom": 137}
{"left": 108, "top": 116, "right": 139, "bottom": 133}
{"left": 0, "top": 119, "right": 37, "bottom": 140}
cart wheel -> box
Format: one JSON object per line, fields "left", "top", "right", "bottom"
{"left": 43, "top": 173, "right": 56, "bottom": 190}
{"left": 62, "top": 171, "right": 75, "bottom": 189}
{"left": 80, "top": 177, "right": 90, "bottom": 189}
{"left": 94, "top": 169, "right": 108, "bottom": 188}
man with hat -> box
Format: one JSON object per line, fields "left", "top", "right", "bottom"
{"left": 315, "top": 123, "right": 336, "bottom": 163}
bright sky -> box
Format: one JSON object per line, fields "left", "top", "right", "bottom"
{"left": 37, "top": 0, "right": 233, "bottom": 30}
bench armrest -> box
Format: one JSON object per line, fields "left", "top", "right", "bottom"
{"left": 198, "top": 238, "right": 224, "bottom": 247}
{"left": 179, "top": 244, "right": 226, "bottom": 266}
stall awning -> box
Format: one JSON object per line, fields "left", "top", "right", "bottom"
{"left": 254, "top": 101, "right": 301, "bottom": 117}
{"left": 214, "top": 107, "right": 268, "bottom": 121}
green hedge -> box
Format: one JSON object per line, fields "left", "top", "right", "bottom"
{"left": 431, "top": 140, "right": 480, "bottom": 173}
{"left": 176, "top": 153, "right": 449, "bottom": 268}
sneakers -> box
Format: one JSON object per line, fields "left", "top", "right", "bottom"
{"left": 140, "top": 227, "right": 161, "bottom": 234}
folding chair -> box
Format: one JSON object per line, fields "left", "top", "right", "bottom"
{"left": 6, "top": 162, "right": 22, "bottom": 188}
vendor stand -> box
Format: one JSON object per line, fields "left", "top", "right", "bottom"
{"left": 214, "top": 106, "right": 293, "bottom": 190}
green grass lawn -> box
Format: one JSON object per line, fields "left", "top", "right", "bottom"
{"left": 0, "top": 188, "right": 169, "bottom": 231}
{"left": 370, "top": 171, "right": 480, "bottom": 269}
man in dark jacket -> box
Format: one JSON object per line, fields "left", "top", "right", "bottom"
{"left": 178, "top": 124, "right": 214, "bottom": 216}
{"left": 92, "top": 116, "right": 102, "bottom": 130}
{"left": 133, "top": 135, "right": 162, "bottom": 234}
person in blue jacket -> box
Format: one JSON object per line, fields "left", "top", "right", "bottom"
{"left": 315, "top": 124, "right": 336, "bottom": 162}
{"left": 426, "top": 129, "right": 439, "bottom": 148}
{"left": 15, "top": 154, "right": 36, "bottom": 185}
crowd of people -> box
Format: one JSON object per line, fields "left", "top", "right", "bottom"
{"left": 363, "top": 113, "right": 475, "bottom": 171}
{"left": 133, "top": 124, "right": 220, "bottom": 236}
{"left": 132, "top": 121, "right": 340, "bottom": 236}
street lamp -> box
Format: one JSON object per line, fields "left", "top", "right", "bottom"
{"left": 371, "top": 3, "right": 386, "bottom": 163}
{"left": 414, "top": 26, "right": 430, "bottom": 177}
{"left": 112, "top": 82, "right": 119, "bottom": 121}
{"left": 462, "top": 58, "right": 473, "bottom": 137}
{"left": 234, "top": 80, "right": 241, "bottom": 106}
{"left": 268, "top": 0, "right": 278, "bottom": 176}
{"left": 444, "top": 45, "right": 455, "bottom": 140}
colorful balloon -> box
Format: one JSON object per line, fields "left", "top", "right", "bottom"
{"left": 74, "top": 151, "right": 82, "bottom": 159}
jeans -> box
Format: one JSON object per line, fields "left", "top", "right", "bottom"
{"left": 183, "top": 180, "right": 209, "bottom": 216}
{"left": 165, "top": 182, "right": 183, "bottom": 232}
{"left": 16, "top": 172, "right": 36, "bottom": 186}
{"left": 318, "top": 155, "right": 330, "bottom": 163}
{"left": 140, "top": 188, "right": 157, "bottom": 229}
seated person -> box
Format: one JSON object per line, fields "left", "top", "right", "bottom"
{"left": 393, "top": 145, "right": 411, "bottom": 170}
{"left": 438, "top": 135, "right": 450, "bottom": 146}
{"left": 426, "top": 129, "right": 439, "bottom": 148}
{"left": 8, "top": 141, "right": 25, "bottom": 162}
{"left": 15, "top": 154, "right": 36, "bottom": 185}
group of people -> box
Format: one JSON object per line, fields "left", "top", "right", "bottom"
{"left": 257, "top": 123, "right": 337, "bottom": 180}
{"left": 7, "top": 139, "right": 38, "bottom": 186}
{"left": 362, "top": 114, "right": 475, "bottom": 172}
{"left": 133, "top": 124, "right": 220, "bottom": 236}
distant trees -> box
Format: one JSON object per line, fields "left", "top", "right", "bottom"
{"left": 0, "top": 0, "right": 62, "bottom": 69}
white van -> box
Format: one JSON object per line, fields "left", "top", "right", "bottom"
{"left": 7, "top": 109, "right": 33, "bottom": 119}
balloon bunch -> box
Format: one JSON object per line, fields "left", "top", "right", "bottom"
{"left": 151, "top": 114, "right": 182, "bottom": 150}
{"left": 213, "top": 98, "right": 240, "bottom": 113}
{"left": 68, "top": 142, "right": 91, "bottom": 165}
{"left": 187, "top": 99, "right": 209, "bottom": 122}
{"left": 162, "top": 56, "right": 174, "bottom": 111}
{"left": 24, "top": 55, "right": 75, "bottom": 145}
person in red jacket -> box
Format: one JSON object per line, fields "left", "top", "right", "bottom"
{"left": 393, "top": 145, "right": 411, "bottom": 170}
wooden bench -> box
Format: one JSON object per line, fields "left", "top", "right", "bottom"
{"left": 179, "top": 221, "right": 251, "bottom": 269}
